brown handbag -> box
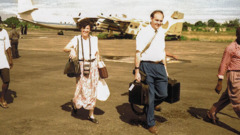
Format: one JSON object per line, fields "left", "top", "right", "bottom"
{"left": 98, "top": 60, "right": 108, "bottom": 79}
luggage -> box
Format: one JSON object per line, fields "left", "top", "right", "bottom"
{"left": 129, "top": 81, "right": 149, "bottom": 105}
{"left": 129, "top": 81, "right": 149, "bottom": 115}
{"left": 165, "top": 78, "right": 180, "bottom": 103}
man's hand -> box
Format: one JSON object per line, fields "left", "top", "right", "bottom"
{"left": 172, "top": 55, "right": 178, "bottom": 60}
{"left": 135, "top": 71, "right": 141, "bottom": 82}
{"left": 9, "top": 60, "right": 13, "bottom": 69}
{"left": 215, "top": 79, "right": 222, "bottom": 94}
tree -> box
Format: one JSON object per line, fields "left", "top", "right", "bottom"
{"left": 223, "top": 19, "right": 239, "bottom": 28}
{"left": 194, "top": 21, "right": 206, "bottom": 27}
{"left": 3, "top": 17, "right": 20, "bottom": 28}
{"left": 207, "top": 19, "right": 218, "bottom": 27}
{"left": 183, "top": 22, "right": 192, "bottom": 31}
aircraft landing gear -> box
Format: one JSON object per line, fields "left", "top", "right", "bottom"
{"left": 58, "top": 30, "right": 64, "bottom": 35}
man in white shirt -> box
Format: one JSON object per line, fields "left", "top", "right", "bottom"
{"left": 0, "top": 25, "right": 13, "bottom": 108}
{"left": 135, "top": 10, "right": 177, "bottom": 134}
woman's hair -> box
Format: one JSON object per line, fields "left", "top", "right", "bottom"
{"left": 77, "top": 19, "right": 93, "bottom": 31}
{"left": 150, "top": 10, "right": 164, "bottom": 19}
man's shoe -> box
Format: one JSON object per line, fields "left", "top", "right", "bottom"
{"left": 148, "top": 126, "right": 158, "bottom": 134}
{"left": 154, "top": 105, "right": 161, "bottom": 112}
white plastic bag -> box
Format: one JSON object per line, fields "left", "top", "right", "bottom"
{"left": 96, "top": 79, "right": 110, "bottom": 101}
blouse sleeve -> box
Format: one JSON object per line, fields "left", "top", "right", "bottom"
{"left": 218, "top": 46, "right": 232, "bottom": 79}
{"left": 66, "top": 36, "right": 79, "bottom": 49}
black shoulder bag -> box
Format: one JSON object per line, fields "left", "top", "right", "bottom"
{"left": 64, "top": 36, "right": 81, "bottom": 77}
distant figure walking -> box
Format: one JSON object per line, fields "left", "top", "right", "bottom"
{"left": 0, "top": 25, "right": 13, "bottom": 108}
{"left": 20, "top": 24, "right": 24, "bottom": 35}
{"left": 24, "top": 24, "right": 28, "bottom": 35}
{"left": 207, "top": 27, "right": 240, "bottom": 124}
{"left": 9, "top": 24, "right": 20, "bottom": 59}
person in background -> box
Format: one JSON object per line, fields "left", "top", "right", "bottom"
{"left": 0, "top": 24, "right": 13, "bottom": 108}
{"left": 207, "top": 27, "right": 240, "bottom": 124}
{"left": 9, "top": 24, "right": 20, "bottom": 58}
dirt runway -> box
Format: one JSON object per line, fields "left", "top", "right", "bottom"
{"left": 0, "top": 30, "right": 239, "bottom": 135}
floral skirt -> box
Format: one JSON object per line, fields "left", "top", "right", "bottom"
{"left": 73, "top": 60, "right": 99, "bottom": 110}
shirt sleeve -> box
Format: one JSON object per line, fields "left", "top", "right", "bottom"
{"left": 136, "top": 28, "right": 146, "bottom": 52}
{"left": 4, "top": 30, "right": 11, "bottom": 49}
{"left": 218, "top": 46, "right": 232, "bottom": 79}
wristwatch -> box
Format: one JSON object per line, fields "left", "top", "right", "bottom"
{"left": 135, "top": 67, "right": 139, "bottom": 69}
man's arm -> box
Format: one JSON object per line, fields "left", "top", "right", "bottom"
{"left": 135, "top": 51, "right": 141, "bottom": 82}
{"left": 166, "top": 51, "right": 178, "bottom": 60}
{"left": 6, "top": 48, "right": 13, "bottom": 69}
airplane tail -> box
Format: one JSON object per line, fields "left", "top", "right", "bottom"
{"left": 17, "top": 0, "right": 38, "bottom": 21}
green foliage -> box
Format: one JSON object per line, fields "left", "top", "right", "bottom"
{"left": 97, "top": 33, "right": 108, "bottom": 39}
{"left": 183, "top": 22, "right": 192, "bottom": 31}
{"left": 180, "top": 36, "right": 188, "bottom": 40}
{"left": 207, "top": 19, "right": 218, "bottom": 27}
{"left": 3, "top": 17, "right": 20, "bottom": 28}
{"left": 195, "top": 21, "right": 206, "bottom": 27}
{"left": 222, "top": 19, "right": 239, "bottom": 28}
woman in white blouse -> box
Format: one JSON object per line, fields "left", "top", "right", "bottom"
{"left": 64, "top": 20, "right": 99, "bottom": 124}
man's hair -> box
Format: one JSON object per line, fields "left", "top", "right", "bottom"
{"left": 77, "top": 19, "right": 93, "bottom": 31}
{"left": 150, "top": 10, "right": 164, "bottom": 19}
{"left": 236, "top": 27, "right": 240, "bottom": 35}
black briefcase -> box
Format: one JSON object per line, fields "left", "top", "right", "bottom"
{"left": 129, "top": 81, "right": 149, "bottom": 106}
{"left": 164, "top": 78, "right": 180, "bottom": 104}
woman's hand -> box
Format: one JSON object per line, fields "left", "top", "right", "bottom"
{"left": 69, "top": 48, "right": 77, "bottom": 59}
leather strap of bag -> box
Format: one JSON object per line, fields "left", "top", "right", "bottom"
{"left": 77, "top": 36, "right": 79, "bottom": 61}
{"left": 80, "top": 36, "right": 91, "bottom": 61}
{"left": 140, "top": 30, "right": 158, "bottom": 56}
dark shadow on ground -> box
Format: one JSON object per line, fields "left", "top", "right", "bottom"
{"left": 0, "top": 89, "right": 17, "bottom": 104}
{"left": 187, "top": 107, "right": 240, "bottom": 134}
{"left": 116, "top": 103, "right": 167, "bottom": 129}
{"left": 61, "top": 101, "right": 105, "bottom": 120}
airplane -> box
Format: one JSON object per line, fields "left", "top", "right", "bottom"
{"left": 17, "top": 0, "right": 184, "bottom": 39}
{"left": 97, "top": 11, "right": 184, "bottom": 39}
{"left": 17, "top": 0, "right": 100, "bottom": 33}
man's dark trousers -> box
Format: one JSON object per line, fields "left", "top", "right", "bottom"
{"left": 140, "top": 61, "right": 168, "bottom": 127}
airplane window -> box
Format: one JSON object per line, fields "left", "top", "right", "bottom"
{"left": 135, "top": 26, "right": 138, "bottom": 28}
{"left": 130, "top": 25, "right": 133, "bottom": 28}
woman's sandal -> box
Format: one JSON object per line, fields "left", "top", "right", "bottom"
{"left": 206, "top": 111, "right": 219, "bottom": 124}
{"left": 0, "top": 101, "right": 8, "bottom": 108}
{"left": 71, "top": 103, "right": 77, "bottom": 114}
{"left": 88, "top": 116, "right": 99, "bottom": 124}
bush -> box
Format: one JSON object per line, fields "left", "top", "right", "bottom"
{"left": 97, "top": 33, "right": 108, "bottom": 39}
{"left": 180, "top": 36, "right": 188, "bottom": 41}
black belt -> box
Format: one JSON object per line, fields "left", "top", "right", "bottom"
{"left": 79, "top": 59, "right": 96, "bottom": 62}
{"left": 141, "top": 60, "right": 164, "bottom": 64}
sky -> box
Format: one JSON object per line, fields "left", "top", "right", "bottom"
{"left": 0, "top": 0, "right": 239, "bottom": 24}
